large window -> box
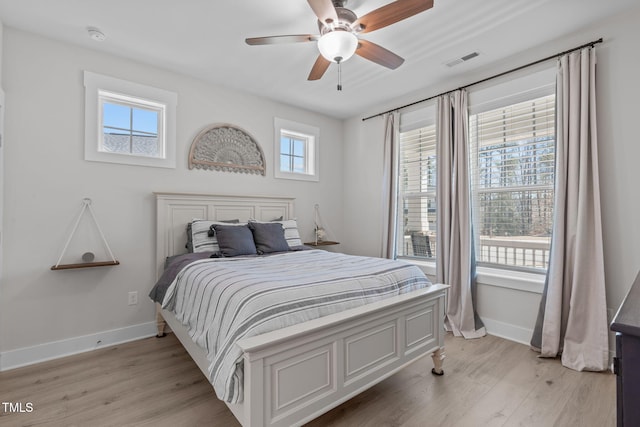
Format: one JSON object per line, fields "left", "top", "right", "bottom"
{"left": 395, "top": 70, "right": 556, "bottom": 274}
{"left": 84, "top": 71, "right": 177, "bottom": 168}
{"left": 396, "top": 106, "right": 437, "bottom": 259}
{"left": 469, "top": 94, "right": 555, "bottom": 271}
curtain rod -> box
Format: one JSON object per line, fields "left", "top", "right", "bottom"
{"left": 361, "top": 37, "right": 603, "bottom": 122}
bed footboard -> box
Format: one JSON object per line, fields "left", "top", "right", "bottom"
{"left": 236, "top": 284, "right": 447, "bottom": 427}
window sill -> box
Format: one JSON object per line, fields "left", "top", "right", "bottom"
{"left": 274, "top": 171, "right": 319, "bottom": 182}
{"left": 476, "top": 267, "right": 545, "bottom": 294}
{"left": 403, "top": 258, "right": 436, "bottom": 276}
{"left": 402, "top": 258, "right": 545, "bottom": 294}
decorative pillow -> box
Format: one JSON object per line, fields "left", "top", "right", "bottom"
{"left": 189, "top": 219, "right": 241, "bottom": 253}
{"left": 273, "top": 219, "right": 303, "bottom": 248}
{"left": 212, "top": 224, "right": 257, "bottom": 257}
{"left": 248, "top": 219, "right": 303, "bottom": 248}
{"left": 249, "top": 222, "right": 290, "bottom": 254}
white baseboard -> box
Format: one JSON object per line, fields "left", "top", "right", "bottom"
{"left": 480, "top": 317, "right": 533, "bottom": 346}
{"left": 0, "top": 317, "right": 613, "bottom": 372}
{"left": 0, "top": 321, "right": 157, "bottom": 371}
{"left": 482, "top": 317, "right": 616, "bottom": 372}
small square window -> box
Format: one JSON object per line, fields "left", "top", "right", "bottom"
{"left": 84, "top": 71, "right": 177, "bottom": 168}
{"left": 274, "top": 118, "right": 319, "bottom": 181}
{"left": 280, "top": 132, "right": 309, "bottom": 174}
{"left": 100, "top": 92, "right": 163, "bottom": 158}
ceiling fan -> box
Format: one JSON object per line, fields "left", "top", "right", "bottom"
{"left": 245, "top": 0, "right": 434, "bottom": 88}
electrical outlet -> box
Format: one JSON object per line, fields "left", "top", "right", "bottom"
{"left": 128, "top": 291, "right": 138, "bottom": 306}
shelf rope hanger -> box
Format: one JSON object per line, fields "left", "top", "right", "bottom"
{"left": 51, "top": 198, "right": 119, "bottom": 270}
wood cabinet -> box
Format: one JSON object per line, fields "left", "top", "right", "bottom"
{"left": 611, "top": 270, "right": 640, "bottom": 427}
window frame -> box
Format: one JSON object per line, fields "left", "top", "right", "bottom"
{"left": 396, "top": 67, "right": 556, "bottom": 286}
{"left": 84, "top": 71, "right": 177, "bottom": 168}
{"left": 396, "top": 103, "right": 437, "bottom": 261}
{"left": 468, "top": 68, "right": 556, "bottom": 274}
{"left": 280, "top": 130, "right": 310, "bottom": 174}
{"left": 274, "top": 117, "right": 319, "bottom": 182}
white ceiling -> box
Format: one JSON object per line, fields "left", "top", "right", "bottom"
{"left": 0, "top": 0, "right": 637, "bottom": 119}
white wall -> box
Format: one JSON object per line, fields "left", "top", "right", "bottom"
{"left": 0, "top": 18, "right": 3, "bottom": 83}
{"left": 343, "top": 6, "right": 640, "bottom": 346}
{"left": 0, "top": 28, "right": 344, "bottom": 364}
{"left": 342, "top": 116, "right": 385, "bottom": 258}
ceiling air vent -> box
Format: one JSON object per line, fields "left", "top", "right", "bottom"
{"left": 445, "top": 52, "right": 480, "bottom": 68}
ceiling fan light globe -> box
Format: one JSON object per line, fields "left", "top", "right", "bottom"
{"left": 318, "top": 31, "right": 358, "bottom": 63}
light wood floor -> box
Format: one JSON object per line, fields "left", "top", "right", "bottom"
{"left": 0, "top": 333, "right": 615, "bottom": 427}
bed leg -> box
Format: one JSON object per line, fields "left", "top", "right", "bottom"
{"left": 155, "top": 303, "right": 167, "bottom": 338}
{"left": 431, "top": 347, "right": 445, "bottom": 376}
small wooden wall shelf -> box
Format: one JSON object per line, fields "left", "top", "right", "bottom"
{"left": 51, "top": 198, "right": 119, "bottom": 271}
{"left": 304, "top": 241, "right": 340, "bottom": 246}
{"left": 51, "top": 261, "right": 120, "bottom": 271}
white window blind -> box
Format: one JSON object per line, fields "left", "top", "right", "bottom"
{"left": 469, "top": 94, "right": 555, "bottom": 271}
{"left": 397, "top": 124, "right": 437, "bottom": 259}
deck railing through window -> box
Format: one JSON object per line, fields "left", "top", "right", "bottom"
{"left": 402, "top": 234, "right": 550, "bottom": 270}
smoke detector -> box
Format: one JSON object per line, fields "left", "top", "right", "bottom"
{"left": 87, "top": 27, "right": 106, "bottom": 42}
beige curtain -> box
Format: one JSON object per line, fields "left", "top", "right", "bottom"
{"left": 437, "top": 90, "right": 486, "bottom": 339}
{"left": 381, "top": 112, "right": 399, "bottom": 259}
{"left": 530, "top": 47, "right": 608, "bottom": 371}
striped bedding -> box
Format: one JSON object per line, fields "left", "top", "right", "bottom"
{"left": 161, "top": 249, "right": 432, "bottom": 403}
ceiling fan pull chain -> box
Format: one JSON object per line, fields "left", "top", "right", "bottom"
{"left": 337, "top": 60, "right": 343, "bottom": 91}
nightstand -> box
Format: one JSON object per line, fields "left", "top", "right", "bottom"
{"left": 304, "top": 241, "right": 340, "bottom": 247}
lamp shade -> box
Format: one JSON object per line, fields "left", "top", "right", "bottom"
{"left": 318, "top": 30, "right": 358, "bottom": 63}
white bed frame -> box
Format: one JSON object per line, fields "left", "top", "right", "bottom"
{"left": 154, "top": 192, "right": 448, "bottom": 427}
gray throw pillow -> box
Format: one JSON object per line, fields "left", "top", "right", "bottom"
{"left": 249, "top": 222, "right": 290, "bottom": 254}
{"left": 212, "top": 224, "right": 257, "bottom": 257}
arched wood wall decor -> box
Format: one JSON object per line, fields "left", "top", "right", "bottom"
{"left": 188, "top": 124, "right": 266, "bottom": 175}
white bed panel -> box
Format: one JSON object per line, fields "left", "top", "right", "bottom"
{"left": 405, "top": 306, "right": 437, "bottom": 354}
{"left": 344, "top": 321, "right": 398, "bottom": 382}
{"left": 167, "top": 205, "right": 207, "bottom": 256}
{"left": 270, "top": 343, "right": 335, "bottom": 419}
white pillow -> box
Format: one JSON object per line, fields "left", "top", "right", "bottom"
{"left": 259, "top": 219, "right": 303, "bottom": 248}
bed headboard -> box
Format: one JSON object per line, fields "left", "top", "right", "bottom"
{"left": 155, "top": 192, "right": 295, "bottom": 277}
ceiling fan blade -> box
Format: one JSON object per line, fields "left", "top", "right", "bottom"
{"left": 246, "top": 34, "right": 319, "bottom": 45}
{"left": 307, "top": 0, "right": 339, "bottom": 26}
{"left": 308, "top": 55, "right": 331, "bottom": 80}
{"left": 356, "top": 39, "right": 405, "bottom": 69}
{"left": 354, "top": 0, "right": 434, "bottom": 34}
